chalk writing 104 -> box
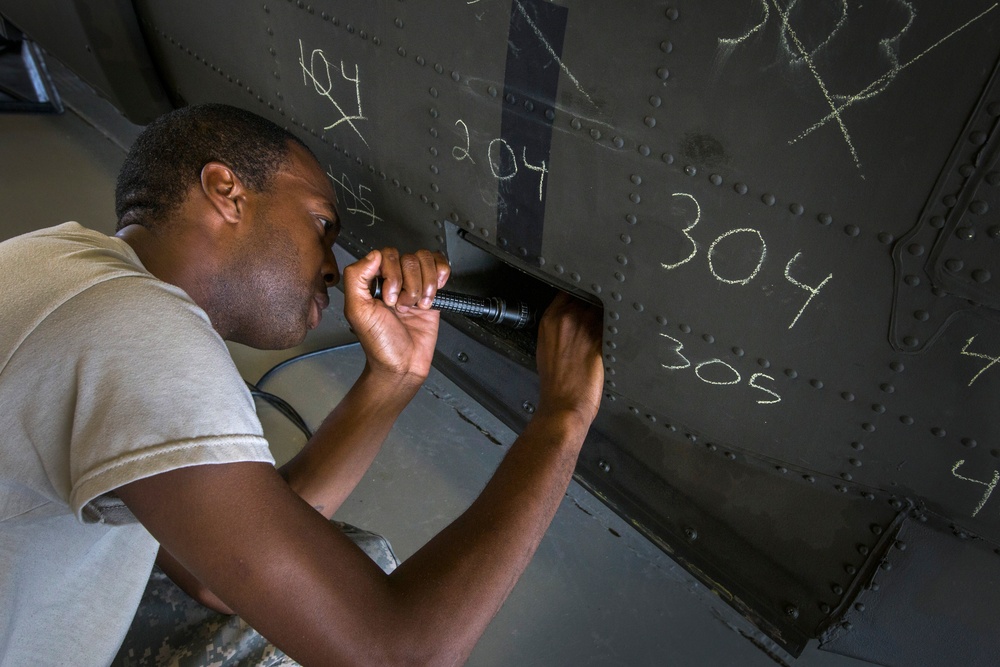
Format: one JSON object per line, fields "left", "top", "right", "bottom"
{"left": 662, "top": 192, "right": 833, "bottom": 330}
{"left": 298, "top": 39, "right": 367, "bottom": 145}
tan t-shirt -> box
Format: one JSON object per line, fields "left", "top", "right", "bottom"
{"left": 0, "top": 222, "right": 274, "bottom": 666}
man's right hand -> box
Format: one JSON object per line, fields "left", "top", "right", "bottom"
{"left": 535, "top": 292, "right": 605, "bottom": 428}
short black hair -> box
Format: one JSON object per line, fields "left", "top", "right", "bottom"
{"left": 115, "top": 103, "right": 311, "bottom": 231}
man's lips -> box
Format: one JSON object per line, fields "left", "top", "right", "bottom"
{"left": 309, "top": 292, "right": 330, "bottom": 330}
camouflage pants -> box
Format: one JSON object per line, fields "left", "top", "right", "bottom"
{"left": 113, "top": 522, "right": 399, "bottom": 667}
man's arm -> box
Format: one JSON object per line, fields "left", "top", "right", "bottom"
{"left": 118, "top": 292, "right": 603, "bottom": 666}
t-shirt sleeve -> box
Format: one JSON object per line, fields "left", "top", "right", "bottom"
{"left": 11, "top": 275, "right": 274, "bottom": 521}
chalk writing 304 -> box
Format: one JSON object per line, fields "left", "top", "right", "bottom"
{"left": 327, "top": 170, "right": 381, "bottom": 226}
{"left": 660, "top": 333, "right": 782, "bottom": 405}
{"left": 952, "top": 459, "right": 999, "bottom": 517}
{"left": 298, "top": 39, "right": 368, "bottom": 145}
{"left": 661, "top": 192, "right": 833, "bottom": 329}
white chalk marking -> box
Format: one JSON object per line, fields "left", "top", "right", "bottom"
{"left": 792, "top": 3, "right": 996, "bottom": 144}
{"left": 512, "top": 0, "right": 598, "bottom": 109}
{"left": 521, "top": 147, "right": 548, "bottom": 202}
{"left": 695, "top": 359, "right": 742, "bottom": 385}
{"left": 718, "top": 0, "right": 769, "bottom": 52}
{"left": 452, "top": 120, "right": 476, "bottom": 163}
{"left": 487, "top": 138, "right": 518, "bottom": 180}
{"left": 298, "top": 39, "right": 368, "bottom": 146}
{"left": 952, "top": 460, "right": 1000, "bottom": 517}
{"left": 749, "top": 373, "right": 782, "bottom": 404}
{"left": 778, "top": 0, "right": 848, "bottom": 62}
{"left": 327, "top": 171, "right": 382, "bottom": 226}
{"left": 707, "top": 228, "right": 766, "bottom": 285}
{"left": 661, "top": 193, "right": 701, "bottom": 270}
{"left": 770, "top": 0, "right": 862, "bottom": 172}
{"left": 659, "top": 333, "right": 692, "bottom": 370}
{"left": 960, "top": 335, "right": 1000, "bottom": 387}
{"left": 784, "top": 251, "right": 833, "bottom": 329}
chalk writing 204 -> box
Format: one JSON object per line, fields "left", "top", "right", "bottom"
{"left": 662, "top": 192, "right": 833, "bottom": 330}
{"left": 452, "top": 119, "right": 548, "bottom": 201}
{"left": 298, "top": 39, "right": 368, "bottom": 145}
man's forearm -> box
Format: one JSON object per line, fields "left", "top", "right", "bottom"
{"left": 278, "top": 364, "right": 421, "bottom": 517}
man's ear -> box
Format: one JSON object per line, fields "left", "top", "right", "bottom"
{"left": 200, "top": 162, "right": 246, "bottom": 225}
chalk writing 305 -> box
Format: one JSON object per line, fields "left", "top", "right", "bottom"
{"left": 660, "top": 333, "right": 782, "bottom": 405}
{"left": 327, "top": 170, "right": 381, "bottom": 227}
{"left": 951, "top": 459, "right": 999, "bottom": 517}
{"left": 661, "top": 192, "right": 833, "bottom": 329}
{"left": 298, "top": 39, "right": 368, "bottom": 145}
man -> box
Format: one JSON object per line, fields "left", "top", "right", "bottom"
{"left": 0, "top": 103, "right": 603, "bottom": 665}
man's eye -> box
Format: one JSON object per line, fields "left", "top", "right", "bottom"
{"left": 321, "top": 218, "right": 335, "bottom": 235}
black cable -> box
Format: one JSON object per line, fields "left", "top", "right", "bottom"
{"left": 245, "top": 342, "right": 362, "bottom": 439}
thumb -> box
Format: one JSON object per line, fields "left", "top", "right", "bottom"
{"left": 346, "top": 249, "right": 382, "bottom": 302}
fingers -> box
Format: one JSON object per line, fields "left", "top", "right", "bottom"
{"left": 535, "top": 293, "right": 605, "bottom": 421}
{"left": 373, "top": 248, "right": 449, "bottom": 310}
{"left": 343, "top": 249, "right": 382, "bottom": 305}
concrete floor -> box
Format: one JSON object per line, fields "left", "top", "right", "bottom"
{"left": 0, "top": 79, "right": 872, "bottom": 666}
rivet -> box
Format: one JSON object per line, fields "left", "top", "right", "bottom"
{"left": 851, "top": 442, "right": 864, "bottom": 451}
{"left": 666, "top": 7, "right": 680, "bottom": 20}
{"left": 614, "top": 272, "right": 626, "bottom": 282}
{"left": 522, "top": 401, "right": 535, "bottom": 414}
{"left": 456, "top": 351, "right": 469, "bottom": 363}
{"left": 710, "top": 174, "right": 723, "bottom": 186}
{"left": 656, "top": 316, "right": 668, "bottom": 325}
{"left": 662, "top": 153, "right": 675, "bottom": 164}
{"left": 660, "top": 40, "right": 673, "bottom": 53}
{"left": 845, "top": 225, "right": 861, "bottom": 237}
{"left": 505, "top": 92, "right": 516, "bottom": 105}
{"left": 598, "top": 460, "right": 611, "bottom": 473}
{"left": 608, "top": 325, "right": 619, "bottom": 334}
{"left": 703, "top": 334, "right": 715, "bottom": 343}
{"left": 638, "top": 144, "right": 651, "bottom": 156}
{"left": 841, "top": 473, "right": 853, "bottom": 481}
{"left": 890, "top": 499, "right": 904, "bottom": 510}
{"left": 630, "top": 174, "right": 642, "bottom": 185}
{"left": 725, "top": 452, "right": 736, "bottom": 460}
{"left": 545, "top": 109, "right": 555, "bottom": 121}
{"left": 524, "top": 100, "right": 533, "bottom": 111}
{"left": 734, "top": 183, "right": 748, "bottom": 195}
{"left": 571, "top": 272, "right": 581, "bottom": 282}
{"left": 907, "top": 243, "right": 924, "bottom": 256}
{"left": 732, "top": 346, "right": 744, "bottom": 357}
{"left": 591, "top": 128, "right": 603, "bottom": 141}
{"left": 785, "top": 368, "right": 798, "bottom": 378}
{"left": 963, "top": 438, "right": 977, "bottom": 448}
{"left": 555, "top": 264, "right": 564, "bottom": 274}
{"left": 878, "top": 232, "right": 894, "bottom": 244}
{"left": 620, "top": 234, "right": 632, "bottom": 244}
{"left": 880, "top": 561, "right": 892, "bottom": 571}
{"left": 656, "top": 67, "right": 670, "bottom": 80}
{"left": 957, "top": 226, "right": 976, "bottom": 241}
{"left": 785, "top": 605, "right": 800, "bottom": 620}
{"left": 571, "top": 118, "right": 582, "bottom": 130}
{"left": 397, "top": 47, "right": 406, "bottom": 57}
{"left": 804, "top": 475, "right": 815, "bottom": 483}
{"left": 943, "top": 194, "right": 958, "bottom": 207}
{"left": 633, "top": 302, "right": 644, "bottom": 312}
{"left": 858, "top": 544, "right": 869, "bottom": 555}
{"left": 904, "top": 275, "right": 920, "bottom": 287}
{"left": 900, "top": 415, "right": 914, "bottom": 425}
{"left": 864, "top": 492, "right": 875, "bottom": 500}
{"left": 684, "top": 165, "right": 697, "bottom": 176}
{"left": 679, "top": 323, "right": 691, "bottom": 333}
{"left": 644, "top": 116, "right": 656, "bottom": 128}
{"left": 970, "top": 130, "right": 988, "bottom": 144}
{"left": 626, "top": 213, "right": 638, "bottom": 225}
{"left": 973, "top": 269, "right": 992, "bottom": 283}
{"left": 929, "top": 215, "right": 945, "bottom": 229}
{"left": 872, "top": 403, "right": 886, "bottom": 414}
{"left": 776, "top": 466, "right": 788, "bottom": 473}
{"left": 945, "top": 258, "right": 964, "bottom": 272}
{"left": 914, "top": 310, "right": 930, "bottom": 321}
{"left": 850, "top": 458, "right": 862, "bottom": 467}
{"left": 832, "top": 584, "right": 844, "bottom": 595}
{"left": 988, "top": 172, "right": 1000, "bottom": 186}
{"left": 881, "top": 383, "right": 895, "bottom": 393}
{"left": 758, "top": 358, "right": 770, "bottom": 368}
{"left": 647, "top": 414, "right": 657, "bottom": 423}
{"left": 931, "top": 427, "right": 946, "bottom": 437}
{"left": 790, "top": 203, "right": 804, "bottom": 215}
{"left": 871, "top": 524, "right": 883, "bottom": 536}
{"left": 684, "top": 527, "right": 698, "bottom": 540}
{"left": 818, "top": 213, "right": 833, "bottom": 225}
{"left": 845, "top": 564, "right": 857, "bottom": 575}
{"left": 762, "top": 193, "right": 776, "bottom": 206}
{"left": 434, "top": 63, "right": 444, "bottom": 74}
{"left": 819, "top": 603, "right": 831, "bottom": 614}
{"left": 811, "top": 379, "right": 824, "bottom": 389}
{"left": 903, "top": 336, "right": 919, "bottom": 347}
{"left": 617, "top": 254, "right": 629, "bottom": 265}
{"left": 488, "top": 85, "right": 497, "bottom": 97}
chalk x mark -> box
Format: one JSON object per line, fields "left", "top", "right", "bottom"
{"left": 771, "top": 0, "right": 863, "bottom": 173}
{"left": 792, "top": 3, "right": 997, "bottom": 144}
{"left": 952, "top": 460, "right": 1000, "bottom": 517}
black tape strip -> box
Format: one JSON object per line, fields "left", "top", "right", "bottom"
{"left": 496, "top": 0, "right": 568, "bottom": 263}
